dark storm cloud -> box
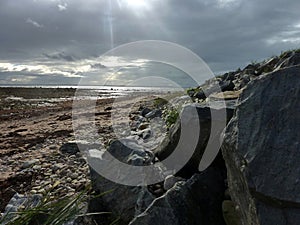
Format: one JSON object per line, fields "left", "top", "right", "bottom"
{"left": 43, "top": 52, "right": 76, "bottom": 62}
{"left": 0, "top": 71, "right": 80, "bottom": 85}
{"left": 0, "top": 0, "right": 300, "bottom": 85}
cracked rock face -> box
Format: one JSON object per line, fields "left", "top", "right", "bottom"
{"left": 222, "top": 66, "right": 300, "bottom": 225}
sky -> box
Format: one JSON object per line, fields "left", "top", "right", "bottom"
{"left": 0, "top": 0, "right": 300, "bottom": 87}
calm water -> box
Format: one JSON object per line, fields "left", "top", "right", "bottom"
{"left": 0, "top": 85, "right": 184, "bottom": 100}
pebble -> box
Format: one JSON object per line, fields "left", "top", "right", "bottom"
{"left": 49, "top": 145, "right": 57, "bottom": 150}
{"left": 32, "top": 165, "right": 42, "bottom": 170}
{"left": 30, "top": 190, "right": 37, "bottom": 194}
{"left": 138, "top": 123, "right": 150, "bottom": 130}
{"left": 52, "top": 163, "right": 64, "bottom": 172}
{"left": 21, "top": 159, "right": 40, "bottom": 169}
{"left": 38, "top": 188, "right": 46, "bottom": 193}
{"left": 70, "top": 173, "right": 78, "bottom": 180}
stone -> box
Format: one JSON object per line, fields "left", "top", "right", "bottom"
{"left": 21, "top": 159, "right": 40, "bottom": 169}
{"left": 52, "top": 163, "right": 64, "bottom": 172}
{"left": 194, "top": 89, "right": 206, "bottom": 100}
{"left": 278, "top": 51, "right": 300, "bottom": 68}
{"left": 106, "top": 139, "right": 147, "bottom": 164}
{"left": 32, "top": 165, "right": 42, "bottom": 170}
{"left": 154, "top": 99, "right": 236, "bottom": 178}
{"left": 57, "top": 114, "right": 72, "bottom": 121}
{"left": 220, "top": 80, "right": 235, "bottom": 92}
{"left": 222, "top": 66, "right": 300, "bottom": 225}
{"left": 87, "top": 139, "right": 158, "bottom": 224}
{"left": 142, "top": 129, "right": 152, "bottom": 140}
{"left": 209, "top": 90, "right": 241, "bottom": 101}
{"left": 59, "top": 141, "right": 101, "bottom": 155}
{"left": 145, "top": 109, "right": 162, "bottom": 119}
{"left": 59, "top": 142, "right": 79, "bottom": 155}
{"left": 163, "top": 175, "right": 185, "bottom": 191}
{"left": 140, "top": 107, "right": 152, "bottom": 117}
{"left": 130, "top": 168, "right": 226, "bottom": 225}
{"left": 104, "top": 106, "right": 112, "bottom": 111}
{"left": 1, "top": 193, "right": 43, "bottom": 223}
{"left": 137, "top": 123, "right": 150, "bottom": 131}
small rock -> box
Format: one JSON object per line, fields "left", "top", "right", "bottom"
{"left": 21, "top": 159, "right": 40, "bottom": 169}
{"left": 70, "top": 173, "right": 78, "bottom": 180}
{"left": 49, "top": 145, "right": 57, "bottom": 150}
{"left": 138, "top": 123, "right": 150, "bottom": 130}
{"left": 52, "top": 163, "right": 65, "bottom": 172}
{"left": 145, "top": 110, "right": 162, "bottom": 119}
{"left": 57, "top": 114, "right": 72, "bottom": 121}
{"left": 32, "top": 165, "right": 42, "bottom": 170}
{"left": 140, "top": 108, "right": 152, "bottom": 117}
{"left": 30, "top": 190, "right": 37, "bottom": 194}
{"left": 163, "top": 175, "right": 185, "bottom": 190}
{"left": 194, "top": 89, "right": 206, "bottom": 100}
{"left": 38, "top": 188, "right": 46, "bottom": 193}
{"left": 105, "top": 106, "right": 112, "bottom": 111}
{"left": 142, "top": 130, "right": 152, "bottom": 140}
{"left": 59, "top": 142, "right": 79, "bottom": 155}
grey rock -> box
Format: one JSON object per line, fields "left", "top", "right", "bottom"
{"left": 130, "top": 168, "right": 226, "bottom": 225}
{"left": 88, "top": 139, "right": 157, "bottom": 224}
{"left": 59, "top": 142, "right": 80, "bottom": 155}
{"left": 154, "top": 99, "right": 235, "bottom": 177}
{"left": 106, "top": 139, "right": 147, "bottom": 163}
{"left": 220, "top": 80, "right": 235, "bottom": 92}
{"left": 140, "top": 107, "right": 152, "bottom": 117}
{"left": 163, "top": 175, "right": 185, "bottom": 190}
{"left": 194, "top": 89, "right": 206, "bottom": 100}
{"left": 278, "top": 51, "right": 300, "bottom": 68}
{"left": 52, "top": 163, "right": 64, "bottom": 172}
{"left": 104, "top": 106, "right": 112, "bottom": 111}
{"left": 2, "top": 193, "right": 43, "bottom": 224}
{"left": 145, "top": 109, "right": 162, "bottom": 119}
{"left": 142, "top": 131, "right": 151, "bottom": 140}
{"left": 21, "top": 159, "right": 40, "bottom": 169}
{"left": 60, "top": 141, "right": 101, "bottom": 155}
{"left": 137, "top": 123, "right": 150, "bottom": 130}
{"left": 222, "top": 66, "right": 300, "bottom": 225}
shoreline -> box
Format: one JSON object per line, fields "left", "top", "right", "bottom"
{"left": 0, "top": 87, "right": 171, "bottom": 212}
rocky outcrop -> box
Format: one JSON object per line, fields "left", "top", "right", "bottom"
{"left": 154, "top": 99, "right": 236, "bottom": 177}
{"left": 189, "top": 50, "right": 300, "bottom": 101}
{"left": 88, "top": 139, "right": 157, "bottom": 224}
{"left": 129, "top": 167, "right": 226, "bottom": 225}
{"left": 222, "top": 66, "right": 300, "bottom": 225}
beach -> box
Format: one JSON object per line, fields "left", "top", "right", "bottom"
{"left": 0, "top": 86, "right": 169, "bottom": 211}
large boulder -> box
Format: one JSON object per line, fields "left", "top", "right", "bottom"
{"left": 87, "top": 139, "right": 157, "bottom": 224}
{"left": 154, "top": 99, "right": 236, "bottom": 177}
{"left": 222, "top": 66, "right": 300, "bottom": 225}
{"left": 129, "top": 167, "right": 226, "bottom": 225}
{"left": 277, "top": 51, "right": 300, "bottom": 69}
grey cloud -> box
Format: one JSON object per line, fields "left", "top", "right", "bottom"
{"left": 0, "top": 71, "right": 80, "bottom": 85}
{"left": 90, "top": 63, "right": 107, "bottom": 69}
{"left": 1, "top": 0, "right": 300, "bottom": 85}
{"left": 43, "top": 52, "right": 76, "bottom": 62}
{"left": 58, "top": 3, "right": 68, "bottom": 11}
{"left": 26, "top": 18, "right": 43, "bottom": 28}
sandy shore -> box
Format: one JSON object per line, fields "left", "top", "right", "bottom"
{"left": 0, "top": 87, "right": 165, "bottom": 212}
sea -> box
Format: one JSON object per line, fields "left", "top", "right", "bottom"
{"left": 0, "top": 85, "right": 184, "bottom": 101}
